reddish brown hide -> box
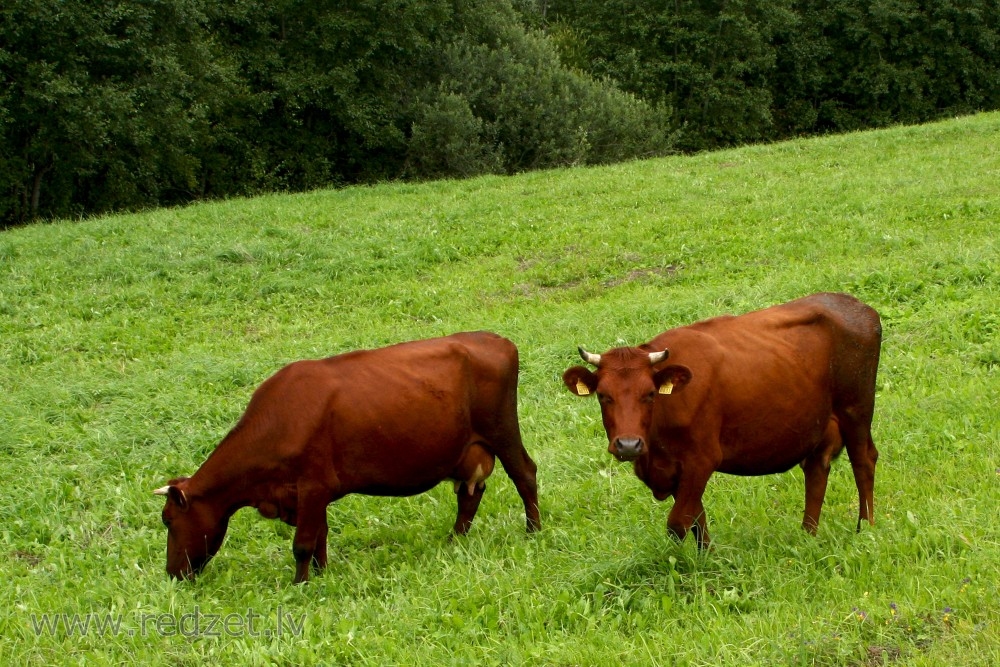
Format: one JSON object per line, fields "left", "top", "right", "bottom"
{"left": 563, "top": 293, "right": 881, "bottom": 548}
{"left": 156, "top": 332, "right": 540, "bottom": 583}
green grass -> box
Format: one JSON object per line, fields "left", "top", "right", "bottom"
{"left": 2, "top": 112, "right": 999, "bottom": 666}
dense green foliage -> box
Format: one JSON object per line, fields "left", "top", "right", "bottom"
{"left": 537, "top": 0, "right": 1000, "bottom": 150}
{"left": 4, "top": 0, "right": 999, "bottom": 224}
{"left": 0, "top": 1, "right": 237, "bottom": 221}
{"left": 773, "top": 0, "right": 1000, "bottom": 134}
{"left": 405, "top": 18, "right": 674, "bottom": 179}
{"left": 0, "top": 0, "right": 671, "bottom": 225}
{"left": 2, "top": 113, "right": 999, "bottom": 665}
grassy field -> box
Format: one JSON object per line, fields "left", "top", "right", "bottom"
{"left": 1, "top": 112, "right": 998, "bottom": 666}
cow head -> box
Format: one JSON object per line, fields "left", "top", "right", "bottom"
{"left": 563, "top": 346, "right": 692, "bottom": 461}
{"left": 154, "top": 477, "right": 230, "bottom": 580}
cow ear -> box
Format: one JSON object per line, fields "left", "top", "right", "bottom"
{"left": 155, "top": 477, "right": 191, "bottom": 510}
{"left": 156, "top": 485, "right": 190, "bottom": 511}
{"left": 563, "top": 366, "right": 598, "bottom": 397}
{"left": 654, "top": 364, "right": 692, "bottom": 395}
{"left": 167, "top": 485, "right": 189, "bottom": 510}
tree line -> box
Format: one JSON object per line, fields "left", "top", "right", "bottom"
{"left": 2, "top": 0, "right": 997, "bottom": 226}
{"left": 536, "top": 0, "right": 1000, "bottom": 151}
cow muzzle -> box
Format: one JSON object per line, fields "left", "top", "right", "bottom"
{"left": 167, "top": 556, "right": 207, "bottom": 581}
{"left": 610, "top": 437, "right": 644, "bottom": 461}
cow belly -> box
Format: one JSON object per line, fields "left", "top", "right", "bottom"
{"left": 354, "top": 480, "right": 445, "bottom": 497}
{"left": 719, "top": 451, "right": 811, "bottom": 476}
{"left": 330, "top": 418, "right": 475, "bottom": 495}
{"left": 336, "top": 442, "right": 471, "bottom": 495}
{"left": 717, "top": 412, "right": 832, "bottom": 476}
{"left": 346, "top": 440, "right": 490, "bottom": 497}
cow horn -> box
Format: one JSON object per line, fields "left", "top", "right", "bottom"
{"left": 153, "top": 486, "right": 170, "bottom": 496}
{"left": 578, "top": 347, "right": 602, "bottom": 367}
{"left": 648, "top": 349, "right": 669, "bottom": 365}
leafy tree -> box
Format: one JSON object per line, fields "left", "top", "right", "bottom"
{"left": 0, "top": 1, "right": 237, "bottom": 223}
{"left": 771, "top": 0, "right": 1000, "bottom": 134}
{"left": 209, "top": 0, "right": 454, "bottom": 192}
{"left": 1, "top": 0, "right": 673, "bottom": 225}
{"left": 407, "top": 1, "right": 674, "bottom": 177}
{"left": 538, "top": 0, "right": 793, "bottom": 150}
{"left": 535, "top": 0, "right": 1000, "bottom": 150}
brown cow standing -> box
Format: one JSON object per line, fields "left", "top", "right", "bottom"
{"left": 563, "top": 293, "right": 881, "bottom": 548}
{"left": 156, "top": 331, "right": 540, "bottom": 583}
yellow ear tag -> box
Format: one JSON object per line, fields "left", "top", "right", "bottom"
{"left": 659, "top": 381, "right": 674, "bottom": 395}
{"left": 575, "top": 380, "right": 591, "bottom": 396}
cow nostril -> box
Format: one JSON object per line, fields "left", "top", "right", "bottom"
{"left": 615, "top": 438, "right": 643, "bottom": 455}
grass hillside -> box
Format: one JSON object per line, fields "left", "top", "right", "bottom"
{"left": 2, "top": 112, "right": 998, "bottom": 666}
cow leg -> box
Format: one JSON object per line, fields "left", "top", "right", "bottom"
{"left": 667, "top": 500, "right": 710, "bottom": 549}
{"left": 291, "top": 486, "right": 329, "bottom": 584}
{"left": 801, "top": 454, "right": 831, "bottom": 535}
{"left": 689, "top": 510, "right": 711, "bottom": 551}
{"left": 801, "top": 419, "right": 842, "bottom": 534}
{"left": 311, "top": 522, "right": 329, "bottom": 571}
{"left": 840, "top": 414, "right": 879, "bottom": 531}
{"left": 453, "top": 482, "right": 487, "bottom": 535}
{"left": 496, "top": 447, "right": 541, "bottom": 533}
{"left": 667, "top": 473, "right": 712, "bottom": 549}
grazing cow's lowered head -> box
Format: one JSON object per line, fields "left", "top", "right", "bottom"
{"left": 562, "top": 346, "right": 692, "bottom": 461}
{"left": 154, "top": 477, "right": 229, "bottom": 580}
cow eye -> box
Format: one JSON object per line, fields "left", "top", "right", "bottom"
{"left": 597, "top": 393, "right": 612, "bottom": 405}
{"left": 643, "top": 391, "right": 656, "bottom": 403}
{"left": 162, "top": 515, "right": 171, "bottom": 528}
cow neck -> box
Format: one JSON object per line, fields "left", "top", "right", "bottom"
{"left": 186, "top": 423, "right": 272, "bottom": 517}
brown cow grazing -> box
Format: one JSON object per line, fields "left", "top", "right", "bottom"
{"left": 563, "top": 293, "right": 881, "bottom": 548}
{"left": 155, "top": 331, "right": 540, "bottom": 583}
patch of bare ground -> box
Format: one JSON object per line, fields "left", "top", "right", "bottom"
{"left": 512, "top": 278, "right": 583, "bottom": 298}
{"left": 855, "top": 645, "right": 907, "bottom": 667}
{"left": 509, "top": 263, "right": 680, "bottom": 298}
{"left": 12, "top": 550, "right": 43, "bottom": 567}
{"left": 603, "top": 265, "right": 680, "bottom": 287}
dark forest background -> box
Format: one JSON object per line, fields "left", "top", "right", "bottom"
{"left": 2, "top": 0, "right": 998, "bottom": 225}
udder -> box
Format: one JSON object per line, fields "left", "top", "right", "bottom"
{"left": 450, "top": 443, "right": 495, "bottom": 495}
